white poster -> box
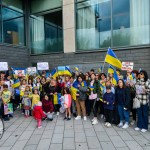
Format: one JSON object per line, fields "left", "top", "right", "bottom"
{"left": 122, "top": 62, "right": 134, "bottom": 71}
{"left": 0, "top": 62, "right": 8, "bottom": 71}
{"left": 14, "top": 70, "right": 25, "bottom": 77}
{"left": 27, "top": 67, "right": 37, "bottom": 75}
{"left": 37, "top": 62, "right": 49, "bottom": 70}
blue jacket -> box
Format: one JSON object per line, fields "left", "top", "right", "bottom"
{"left": 103, "top": 92, "right": 115, "bottom": 110}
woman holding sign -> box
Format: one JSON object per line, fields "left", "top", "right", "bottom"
{"left": 134, "top": 70, "right": 150, "bottom": 133}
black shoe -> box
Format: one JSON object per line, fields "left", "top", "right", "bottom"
{"left": 64, "top": 117, "right": 67, "bottom": 120}
{"left": 9, "top": 114, "right": 13, "bottom": 118}
{"left": 67, "top": 117, "right": 71, "bottom": 121}
{"left": 4, "top": 117, "right": 10, "bottom": 121}
{"left": 49, "top": 119, "right": 53, "bottom": 121}
{"left": 73, "top": 113, "right": 77, "bottom": 117}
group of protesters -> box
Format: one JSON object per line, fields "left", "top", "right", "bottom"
{"left": 0, "top": 68, "right": 150, "bottom": 132}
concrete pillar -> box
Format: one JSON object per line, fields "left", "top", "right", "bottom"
{"left": 63, "top": 0, "right": 76, "bottom": 53}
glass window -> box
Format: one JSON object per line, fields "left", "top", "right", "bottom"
{"left": 2, "top": 0, "right": 23, "bottom": 12}
{"left": 76, "top": 0, "right": 150, "bottom": 51}
{"left": 2, "top": 7, "right": 25, "bottom": 46}
{"left": 76, "top": 0, "right": 111, "bottom": 50}
{"left": 30, "top": 10, "right": 63, "bottom": 54}
{"left": 31, "top": 0, "right": 62, "bottom": 13}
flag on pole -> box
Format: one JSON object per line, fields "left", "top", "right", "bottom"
{"left": 105, "top": 48, "right": 122, "bottom": 69}
{"left": 51, "top": 68, "right": 58, "bottom": 79}
{"left": 64, "top": 67, "right": 72, "bottom": 76}
{"left": 108, "top": 65, "right": 114, "bottom": 74}
{"left": 112, "top": 70, "right": 119, "bottom": 85}
{"left": 12, "top": 79, "right": 20, "bottom": 88}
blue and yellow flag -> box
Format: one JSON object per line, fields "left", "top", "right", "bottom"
{"left": 51, "top": 68, "right": 58, "bottom": 79}
{"left": 70, "top": 86, "right": 78, "bottom": 101}
{"left": 64, "top": 67, "right": 72, "bottom": 76}
{"left": 105, "top": 48, "right": 122, "bottom": 69}
{"left": 58, "top": 66, "right": 65, "bottom": 76}
{"left": 112, "top": 70, "right": 119, "bottom": 86}
{"left": 129, "top": 73, "right": 135, "bottom": 81}
{"left": 108, "top": 65, "right": 114, "bottom": 74}
{"left": 12, "top": 79, "right": 20, "bottom": 88}
{"left": 53, "top": 93, "right": 61, "bottom": 105}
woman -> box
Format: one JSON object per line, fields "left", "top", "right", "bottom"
{"left": 88, "top": 73, "right": 100, "bottom": 125}
{"left": 115, "top": 79, "right": 131, "bottom": 129}
{"left": 134, "top": 70, "right": 150, "bottom": 132}
{"left": 75, "top": 75, "right": 87, "bottom": 121}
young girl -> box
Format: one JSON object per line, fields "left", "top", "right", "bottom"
{"left": 62, "top": 87, "right": 72, "bottom": 120}
{"left": 33, "top": 101, "right": 46, "bottom": 128}
{"left": 22, "top": 86, "right": 32, "bottom": 117}
{"left": 32, "top": 89, "right": 40, "bottom": 109}
{"left": 42, "top": 94, "right": 54, "bottom": 121}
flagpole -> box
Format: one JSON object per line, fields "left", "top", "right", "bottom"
{"left": 102, "top": 61, "right": 106, "bottom": 73}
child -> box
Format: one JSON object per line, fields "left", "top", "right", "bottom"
{"left": 22, "top": 86, "right": 31, "bottom": 118}
{"left": 32, "top": 89, "right": 40, "bottom": 109}
{"left": 42, "top": 94, "right": 54, "bottom": 121}
{"left": 62, "top": 87, "right": 72, "bottom": 120}
{"left": 33, "top": 101, "right": 46, "bottom": 128}
{"left": 1, "top": 84, "right": 11, "bottom": 121}
{"left": 103, "top": 86, "right": 115, "bottom": 127}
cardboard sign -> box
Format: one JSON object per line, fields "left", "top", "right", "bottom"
{"left": 4, "top": 103, "right": 13, "bottom": 115}
{"left": 37, "top": 62, "right": 49, "bottom": 70}
{"left": 0, "top": 62, "right": 8, "bottom": 71}
{"left": 14, "top": 70, "right": 25, "bottom": 77}
{"left": 27, "top": 67, "right": 36, "bottom": 75}
{"left": 122, "top": 62, "right": 134, "bottom": 71}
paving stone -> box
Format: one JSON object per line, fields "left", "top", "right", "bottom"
{"left": 96, "top": 131, "right": 110, "bottom": 142}
{"left": 143, "top": 146, "right": 150, "bottom": 150}
{"left": 6, "top": 124, "right": 20, "bottom": 132}
{"left": 93, "top": 124, "right": 105, "bottom": 132}
{"left": 24, "top": 145, "right": 37, "bottom": 150}
{"left": 105, "top": 127, "right": 118, "bottom": 136}
{"left": 54, "top": 126, "right": 64, "bottom": 134}
{"left": 2, "top": 135, "right": 19, "bottom": 146}
{"left": 85, "top": 128, "right": 96, "bottom": 137}
{"left": 87, "top": 137, "right": 101, "bottom": 149}
{"left": 100, "top": 141, "right": 116, "bottom": 150}
{"left": 116, "top": 147, "right": 130, "bottom": 150}
{"left": 64, "top": 129, "right": 74, "bottom": 137}
{"left": 49, "top": 144, "right": 62, "bottom": 150}
{"left": 27, "top": 134, "right": 42, "bottom": 145}
{"left": 117, "top": 130, "right": 134, "bottom": 141}
{"left": 18, "top": 130, "right": 33, "bottom": 140}
{"left": 11, "top": 140, "right": 28, "bottom": 150}
{"left": 37, "top": 138, "right": 51, "bottom": 150}
{"left": 0, "top": 146, "right": 12, "bottom": 150}
{"left": 51, "top": 134, "right": 63, "bottom": 144}
{"left": 63, "top": 138, "right": 75, "bottom": 149}
{"left": 125, "top": 140, "right": 143, "bottom": 150}
{"left": 75, "top": 132, "right": 86, "bottom": 143}
{"left": 0, "top": 131, "right": 13, "bottom": 142}
{"left": 110, "top": 135, "right": 126, "bottom": 148}
{"left": 75, "top": 143, "right": 88, "bottom": 150}
{"left": 41, "top": 129, "right": 53, "bottom": 139}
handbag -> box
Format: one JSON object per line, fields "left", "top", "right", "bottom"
{"left": 133, "top": 96, "right": 141, "bottom": 109}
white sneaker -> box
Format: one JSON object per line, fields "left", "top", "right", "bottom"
{"left": 83, "top": 116, "right": 87, "bottom": 121}
{"left": 104, "top": 122, "right": 109, "bottom": 126}
{"left": 135, "top": 127, "right": 140, "bottom": 131}
{"left": 122, "top": 123, "right": 129, "bottom": 129}
{"left": 56, "top": 112, "right": 59, "bottom": 115}
{"left": 38, "top": 126, "right": 42, "bottom": 129}
{"left": 118, "top": 122, "right": 123, "bottom": 128}
{"left": 91, "top": 118, "right": 95, "bottom": 122}
{"left": 106, "top": 123, "right": 112, "bottom": 128}
{"left": 75, "top": 116, "right": 81, "bottom": 120}
{"left": 141, "top": 129, "right": 147, "bottom": 133}
{"left": 92, "top": 119, "right": 98, "bottom": 125}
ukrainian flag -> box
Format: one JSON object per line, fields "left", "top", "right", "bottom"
{"left": 105, "top": 48, "right": 122, "bottom": 69}
{"left": 70, "top": 86, "right": 78, "bottom": 100}
{"left": 129, "top": 73, "right": 135, "bottom": 80}
{"left": 51, "top": 68, "right": 58, "bottom": 79}
{"left": 53, "top": 93, "right": 61, "bottom": 105}
{"left": 112, "top": 70, "right": 119, "bottom": 86}
{"left": 58, "top": 66, "right": 65, "bottom": 76}
{"left": 108, "top": 65, "right": 114, "bottom": 74}
{"left": 64, "top": 67, "right": 72, "bottom": 76}
{"left": 12, "top": 79, "right": 20, "bottom": 88}
{"left": 75, "top": 65, "right": 79, "bottom": 71}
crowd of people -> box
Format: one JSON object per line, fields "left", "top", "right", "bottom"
{"left": 0, "top": 68, "right": 150, "bottom": 132}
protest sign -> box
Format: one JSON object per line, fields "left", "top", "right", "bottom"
{"left": 14, "top": 70, "right": 25, "bottom": 77}
{"left": 122, "top": 62, "right": 134, "bottom": 71}
{"left": 27, "top": 67, "right": 36, "bottom": 75}
{"left": 4, "top": 103, "right": 13, "bottom": 115}
{"left": 0, "top": 62, "right": 8, "bottom": 71}
{"left": 37, "top": 62, "right": 49, "bottom": 70}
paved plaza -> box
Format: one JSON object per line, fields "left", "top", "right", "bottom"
{"left": 0, "top": 110, "right": 150, "bottom": 150}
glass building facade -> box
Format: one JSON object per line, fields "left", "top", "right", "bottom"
{"left": 0, "top": 0, "right": 149, "bottom": 54}
{"left": 76, "top": 0, "right": 150, "bottom": 51}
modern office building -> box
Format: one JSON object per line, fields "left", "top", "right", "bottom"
{"left": 0, "top": 0, "right": 150, "bottom": 74}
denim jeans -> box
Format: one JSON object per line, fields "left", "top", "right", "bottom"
{"left": 118, "top": 105, "right": 129, "bottom": 123}
{"left": 137, "top": 104, "right": 148, "bottom": 129}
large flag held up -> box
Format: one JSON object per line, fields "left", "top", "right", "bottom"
{"left": 51, "top": 68, "right": 58, "bottom": 79}
{"left": 105, "top": 48, "right": 122, "bottom": 69}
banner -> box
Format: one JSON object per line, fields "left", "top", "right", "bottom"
{"left": 37, "top": 62, "right": 49, "bottom": 70}
{"left": 4, "top": 103, "right": 13, "bottom": 115}
{"left": 14, "top": 70, "right": 25, "bottom": 77}
{"left": 122, "top": 62, "right": 134, "bottom": 71}
{"left": 27, "top": 67, "right": 37, "bottom": 75}
{"left": 0, "top": 62, "right": 8, "bottom": 71}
